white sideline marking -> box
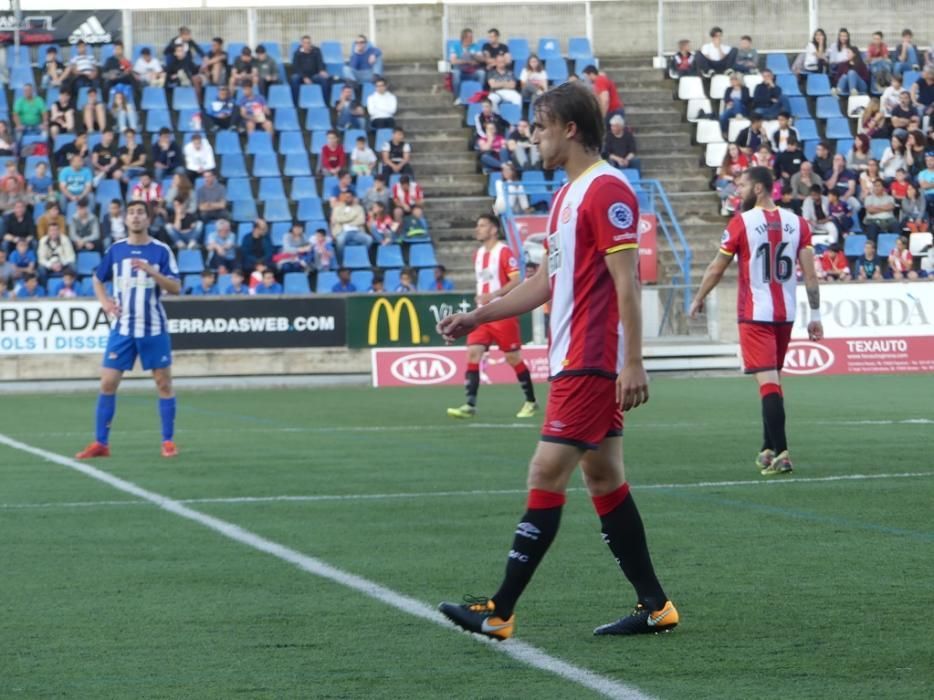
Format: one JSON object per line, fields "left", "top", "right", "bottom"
{"left": 3, "top": 472, "right": 931, "bottom": 512}
{"left": 0, "top": 433, "right": 651, "bottom": 700}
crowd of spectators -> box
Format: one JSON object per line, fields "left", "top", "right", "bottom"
{"left": 0, "top": 29, "right": 450, "bottom": 300}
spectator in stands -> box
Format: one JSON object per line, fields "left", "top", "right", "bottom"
{"left": 867, "top": 32, "right": 894, "bottom": 92}
{"left": 811, "top": 141, "right": 834, "bottom": 180}
{"left": 918, "top": 153, "right": 934, "bottom": 214}
{"left": 368, "top": 202, "right": 395, "bottom": 245}
{"left": 847, "top": 134, "right": 872, "bottom": 173}
{"left": 392, "top": 174, "right": 424, "bottom": 214}
{"left": 151, "top": 128, "right": 180, "bottom": 181}
{"left": 909, "top": 67, "right": 934, "bottom": 124}
{"left": 0, "top": 249, "right": 13, "bottom": 286}
{"left": 8, "top": 238, "right": 36, "bottom": 277}
{"left": 900, "top": 183, "right": 926, "bottom": 230}
{"left": 834, "top": 41, "right": 870, "bottom": 96}
{"left": 69, "top": 198, "right": 101, "bottom": 253}
{"left": 669, "top": 39, "right": 695, "bottom": 79}
{"left": 890, "top": 168, "right": 910, "bottom": 206}
{"left": 101, "top": 199, "right": 127, "bottom": 246}
{"left": 363, "top": 174, "right": 391, "bottom": 210}
{"left": 905, "top": 130, "right": 928, "bottom": 179}
{"left": 254, "top": 45, "right": 279, "bottom": 94}
{"left": 290, "top": 35, "right": 330, "bottom": 101}
{"left": 450, "top": 28, "right": 486, "bottom": 101}
{"left": 309, "top": 228, "right": 335, "bottom": 271}
{"left": 828, "top": 28, "right": 854, "bottom": 80}
{"left": 229, "top": 46, "right": 258, "bottom": 89}
{"left": 48, "top": 90, "right": 75, "bottom": 139}
{"left": 254, "top": 268, "right": 283, "bottom": 295}
{"left": 2, "top": 201, "right": 35, "bottom": 253}
{"left": 751, "top": 70, "right": 790, "bottom": 119}
{"left": 790, "top": 161, "right": 824, "bottom": 201}
{"left": 0, "top": 161, "right": 27, "bottom": 214}
{"left": 716, "top": 144, "right": 748, "bottom": 212}
{"left": 474, "top": 99, "right": 509, "bottom": 146}
{"left": 395, "top": 268, "right": 415, "bottom": 293}
{"left": 507, "top": 119, "right": 539, "bottom": 169}
{"left": 184, "top": 133, "right": 216, "bottom": 181}
{"left": 368, "top": 274, "right": 385, "bottom": 293}
{"left": 401, "top": 205, "right": 429, "bottom": 241}
{"left": 0, "top": 121, "right": 13, "bottom": 157}
{"left": 775, "top": 184, "right": 801, "bottom": 214}
{"left": 37, "top": 201, "right": 65, "bottom": 240}
{"left": 197, "top": 170, "right": 229, "bottom": 222}
{"left": 133, "top": 48, "right": 165, "bottom": 88}
{"left": 54, "top": 131, "right": 88, "bottom": 170}
{"left": 58, "top": 268, "right": 77, "bottom": 297}
{"left": 200, "top": 38, "right": 228, "bottom": 87}
{"left": 818, "top": 244, "right": 852, "bottom": 281}
{"left": 366, "top": 78, "right": 398, "bottom": 131}
{"left": 863, "top": 179, "right": 898, "bottom": 241}
{"left": 13, "top": 83, "right": 47, "bottom": 138}
{"left": 826, "top": 153, "right": 860, "bottom": 212}
{"left": 494, "top": 162, "right": 531, "bottom": 214}
{"left": 14, "top": 272, "right": 45, "bottom": 298}
{"left": 224, "top": 269, "right": 249, "bottom": 295}
{"left": 797, "top": 29, "right": 828, "bottom": 75}
{"left": 166, "top": 173, "right": 196, "bottom": 217}
{"left": 101, "top": 41, "right": 135, "bottom": 94}
{"left": 165, "top": 197, "right": 203, "bottom": 250}
{"left": 110, "top": 91, "right": 139, "bottom": 134}
{"left": 206, "top": 218, "right": 238, "bottom": 272}
{"left": 880, "top": 76, "right": 903, "bottom": 118}
{"left": 41, "top": 47, "right": 65, "bottom": 90}
{"left": 893, "top": 29, "right": 920, "bottom": 79}
{"left": 350, "top": 136, "right": 378, "bottom": 177}
{"left": 27, "top": 161, "right": 53, "bottom": 202}
{"left": 37, "top": 221, "right": 75, "bottom": 283}
{"left": 488, "top": 54, "right": 521, "bottom": 108}
{"left": 118, "top": 129, "right": 147, "bottom": 182}
{"left": 381, "top": 127, "right": 414, "bottom": 177}
{"left": 330, "top": 191, "right": 370, "bottom": 253}
{"left": 888, "top": 235, "right": 917, "bottom": 279}
{"left": 880, "top": 135, "right": 908, "bottom": 181}
{"left": 735, "top": 115, "right": 769, "bottom": 155}
{"left": 481, "top": 28, "right": 511, "bottom": 73}
{"left": 327, "top": 171, "right": 354, "bottom": 209}
{"left": 205, "top": 85, "right": 237, "bottom": 132}
{"left": 734, "top": 35, "right": 758, "bottom": 74}
{"left": 476, "top": 122, "right": 507, "bottom": 171}
{"left": 604, "top": 114, "right": 639, "bottom": 172}
{"left": 802, "top": 184, "right": 838, "bottom": 244}
{"left": 347, "top": 35, "right": 382, "bottom": 84}
{"left": 65, "top": 40, "right": 99, "bottom": 92}
{"left": 319, "top": 130, "right": 347, "bottom": 176}
{"left": 0, "top": 278, "right": 8, "bottom": 299}
{"left": 719, "top": 74, "right": 750, "bottom": 136}
{"left": 769, "top": 112, "right": 799, "bottom": 153}
{"left": 432, "top": 265, "right": 454, "bottom": 291}
{"left": 889, "top": 91, "right": 916, "bottom": 137}
{"left": 238, "top": 81, "right": 274, "bottom": 134}
{"left": 166, "top": 43, "right": 202, "bottom": 95}
{"left": 58, "top": 154, "right": 93, "bottom": 210}
{"left": 335, "top": 84, "right": 366, "bottom": 131}
{"left": 854, "top": 240, "right": 883, "bottom": 280}
{"left": 81, "top": 88, "right": 107, "bottom": 134}
{"left": 240, "top": 218, "right": 273, "bottom": 272}
{"left": 278, "top": 223, "right": 311, "bottom": 273}
{"left": 582, "top": 65, "right": 624, "bottom": 122}
{"left": 519, "top": 55, "right": 548, "bottom": 107}
{"left": 164, "top": 26, "right": 205, "bottom": 63}
{"left": 826, "top": 189, "right": 852, "bottom": 237}
{"left": 695, "top": 26, "right": 737, "bottom": 77}
{"left": 188, "top": 269, "right": 218, "bottom": 296}
{"left": 130, "top": 171, "right": 165, "bottom": 230}
{"left": 775, "top": 135, "right": 805, "bottom": 182}
{"left": 859, "top": 159, "right": 882, "bottom": 198}
{"left": 331, "top": 267, "right": 356, "bottom": 293}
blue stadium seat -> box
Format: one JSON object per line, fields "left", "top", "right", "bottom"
{"left": 788, "top": 96, "right": 811, "bottom": 119}
{"left": 305, "top": 220, "right": 329, "bottom": 237}
{"left": 487, "top": 172, "right": 503, "bottom": 197}
{"left": 794, "top": 119, "right": 819, "bottom": 141}
{"left": 416, "top": 270, "right": 436, "bottom": 291}
{"left": 328, "top": 82, "right": 345, "bottom": 106}
{"left": 214, "top": 130, "right": 242, "bottom": 156}
{"left": 844, "top": 234, "right": 867, "bottom": 257}
{"left": 99, "top": 43, "right": 116, "bottom": 63}
{"left": 355, "top": 175, "right": 374, "bottom": 198}
{"left": 275, "top": 108, "right": 301, "bottom": 131}
{"left": 350, "top": 270, "right": 374, "bottom": 290}
{"left": 141, "top": 86, "right": 168, "bottom": 111}
{"left": 321, "top": 176, "right": 340, "bottom": 199}
{"left": 258, "top": 177, "right": 286, "bottom": 201}
{"left": 270, "top": 222, "right": 290, "bottom": 247}
{"left": 246, "top": 131, "right": 275, "bottom": 155}
{"left": 6, "top": 44, "right": 29, "bottom": 67}
{"left": 316, "top": 271, "right": 339, "bottom": 293}
{"left": 870, "top": 138, "right": 888, "bottom": 160}
{"left": 321, "top": 41, "right": 344, "bottom": 74}
{"left": 465, "top": 102, "right": 483, "bottom": 127}
{"left": 361, "top": 81, "right": 376, "bottom": 103}
{"left": 145, "top": 109, "right": 172, "bottom": 132}
{"left": 267, "top": 84, "right": 294, "bottom": 110}
{"left": 182, "top": 274, "right": 201, "bottom": 292}
{"left": 374, "top": 128, "right": 393, "bottom": 152}
{"left": 96, "top": 179, "right": 123, "bottom": 204}
{"left": 231, "top": 199, "right": 259, "bottom": 222}
{"left": 803, "top": 140, "right": 819, "bottom": 161}
{"left": 343, "top": 129, "right": 367, "bottom": 151}
{"left": 824, "top": 117, "right": 852, "bottom": 140}
{"left": 806, "top": 73, "right": 832, "bottom": 97}
{"left": 499, "top": 103, "right": 521, "bottom": 125}
{"left": 262, "top": 43, "right": 282, "bottom": 63}
{"left": 876, "top": 233, "right": 899, "bottom": 258}
{"left": 457, "top": 80, "right": 482, "bottom": 103}
{"left": 298, "top": 84, "right": 325, "bottom": 109}
{"left": 76, "top": 251, "right": 102, "bottom": 277}
{"left": 765, "top": 53, "right": 792, "bottom": 75}
{"left": 9, "top": 65, "right": 34, "bottom": 90}
{"left": 176, "top": 109, "right": 202, "bottom": 132}
{"left": 177, "top": 249, "right": 204, "bottom": 274}
{"left": 131, "top": 45, "right": 153, "bottom": 62}
{"left": 537, "top": 37, "right": 562, "bottom": 61}
{"left": 568, "top": 37, "right": 593, "bottom": 61}
{"left": 376, "top": 244, "right": 404, "bottom": 269}
{"left": 545, "top": 59, "right": 569, "bottom": 84}
{"left": 278, "top": 131, "right": 306, "bottom": 155}
{"left": 384, "top": 269, "right": 402, "bottom": 291}
{"left": 284, "top": 272, "right": 311, "bottom": 294}
{"left": 297, "top": 197, "right": 325, "bottom": 221}
{"left": 342, "top": 245, "right": 371, "bottom": 269}
{"left": 263, "top": 198, "right": 291, "bottom": 222}
{"left": 776, "top": 74, "right": 801, "bottom": 97}
{"left": 221, "top": 153, "right": 248, "bottom": 178}
{"left": 283, "top": 152, "right": 311, "bottom": 177}
{"left": 203, "top": 85, "right": 219, "bottom": 105}
{"left": 310, "top": 130, "right": 329, "bottom": 153}
{"left": 408, "top": 244, "right": 437, "bottom": 268}
{"left": 521, "top": 170, "right": 550, "bottom": 206}
{"left": 507, "top": 38, "right": 530, "bottom": 67}
{"left": 815, "top": 95, "right": 843, "bottom": 119}
{"left": 305, "top": 106, "right": 332, "bottom": 131}
{"left": 216, "top": 273, "right": 231, "bottom": 290}
{"left": 835, "top": 138, "right": 854, "bottom": 157}
{"left": 290, "top": 177, "right": 318, "bottom": 200}
{"left": 236, "top": 223, "right": 253, "bottom": 245}
{"left": 226, "top": 177, "right": 254, "bottom": 202}
{"left": 46, "top": 277, "right": 64, "bottom": 297}
{"left": 573, "top": 57, "right": 598, "bottom": 75}
{"left": 24, "top": 156, "right": 49, "bottom": 179}
{"left": 226, "top": 42, "right": 246, "bottom": 64}
{"left": 172, "top": 87, "right": 198, "bottom": 110}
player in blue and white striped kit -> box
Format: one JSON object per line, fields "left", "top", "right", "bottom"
{"left": 76, "top": 201, "right": 183, "bottom": 460}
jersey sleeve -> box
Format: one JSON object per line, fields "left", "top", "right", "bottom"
{"left": 719, "top": 214, "right": 745, "bottom": 258}
{"left": 797, "top": 217, "right": 813, "bottom": 251}
{"left": 586, "top": 176, "right": 640, "bottom": 255}
{"left": 94, "top": 246, "right": 113, "bottom": 282}
{"left": 500, "top": 247, "right": 520, "bottom": 278}
{"left": 162, "top": 246, "right": 180, "bottom": 279}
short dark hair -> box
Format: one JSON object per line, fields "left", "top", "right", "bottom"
{"left": 740, "top": 35, "right": 752, "bottom": 42}
{"left": 477, "top": 213, "right": 499, "bottom": 229}
{"left": 809, "top": 184, "right": 823, "bottom": 194}
{"left": 746, "top": 166, "right": 774, "bottom": 193}
{"left": 709, "top": 26, "right": 722, "bottom": 37}
{"left": 488, "top": 28, "right": 500, "bottom": 36}
{"left": 534, "top": 81, "right": 605, "bottom": 153}
{"left": 581, "top": 65, "right": 599, "bottom": 76}
{"left": 126, "top": 200, "right": 151, "bottom": 217}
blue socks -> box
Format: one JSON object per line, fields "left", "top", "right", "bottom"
{"left": 159, "top": 397, "right": 176, "bottom": 442}
{"left": 95, "top": 394, "right": 116, "bottom": 445}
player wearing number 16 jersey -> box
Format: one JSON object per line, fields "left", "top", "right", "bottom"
{"left": 690, "top": 167, "right": 824, "bottom": 475}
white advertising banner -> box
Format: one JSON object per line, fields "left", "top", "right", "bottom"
{"left": 0, "top": 300, "right": 111, "bottom": 355}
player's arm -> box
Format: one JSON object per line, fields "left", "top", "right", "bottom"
{"left": 480, "top": 271, "right": 521, "bottom": 304}
{"left": 131, "top": 259, "right": 182, "bottom": 295}
{"left": 605, "top": 248, "right": 649, "bottom": 410}
{"left": 92, "top": 276, "right": 120, "bottom": 317}
{"left": 689, "top": 251, "right": 732, "bottom": 317}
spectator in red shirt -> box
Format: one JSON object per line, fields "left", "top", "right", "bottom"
{"left": 581, "top": 65, "right": 623, "bottom": 122}
{"left": 818, "top": 244, "right": 852, "bottom": 281}
{"left": 391, "top": 174, "right": 424, "bottom": 214}
{"left": 319, "top": 130, "right": 346, "bottom": 176}
{"left": 866, "top": 31, "right": 894, "bottom": 92}
{"left": 888, "top": 235, "right": 917, "bottom": 280}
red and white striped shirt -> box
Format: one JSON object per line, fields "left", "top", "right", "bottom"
{"left": 474, "top": 241, "right": 518, "bottom": 303}
{"left": 720, "top": 207, "right": 812, "bottom": 323}
{"left": 545, "top": 161, "right": 639, "bottom": 379}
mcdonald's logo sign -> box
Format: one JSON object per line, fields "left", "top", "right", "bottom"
{"left": 367, "top": 297, "right": 421, "bottom": 346}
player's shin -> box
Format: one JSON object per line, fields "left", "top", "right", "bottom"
{"left": 491, "top": 489, "right": 565, "bottom": 618}
{"left": 760, "top": 383, "right": 787, "bottom": 453}
{"left": 95, "top": 394, "right": 116, "bottom": 445}
{"left": 513, "top": 361, "right": 536, "bottom": 403}
{"left": 593, "top": 483, "right": 667, "bottom": 611}
{"left": 465, "top": 363, "right": 480, "bottom": 406}
{"left": 159, "top": 397, "right": 176, "bottom": 442}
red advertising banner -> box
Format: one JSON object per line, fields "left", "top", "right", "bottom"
{"left": 372, "top": 346, "right": 549, "bottom": 387}
{"left": 784, "top": 337, "right": 934, "bottom": 375}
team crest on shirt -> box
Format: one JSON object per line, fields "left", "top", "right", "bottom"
{"left": 608, "top": 203, "right": 634, "bottom": 230}
{"left": 560, "top": 205, "right": 572, "bottom": 223}
{"left": 508, "top": 256, "right": 517, "bottom": 269}
{"left": 720, "top": 230, "right": 730, "bottom": 244}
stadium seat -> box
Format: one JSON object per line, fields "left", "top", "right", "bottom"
{"left": 824, "top": 118, "right": 852, "bottom": 140}
{"left": 573, "top": 57, "right": 598, "bottom": 75}
{"left": 776, "top": 74, "right": 802, "bottom": 97}
{"left": 278, "top": 131, "right": 306, "bottom": 155}
{"left": 297, "top": 197, "right": 325, "bottom": 221}
{"left": 788, "top": 96, "right": 811, "bottom": 119}
{"left": 416, "top": 270, "right": 436, "bottom": 291}
{"left": 176, "top": 109, "right": 202, "bottom": 132}
{"left": 816, "top": 96, "right": 843, "bottom": 119}
{"left": 263, "top": 198, "right": 291, "bottom": 222}
{"left": 343, "top": 129, "right": 367, "bottom": 151}
{"left": 507, "top": 38, "right": 530, "bottom": 67}
{"left": 316, "top": 271, "right": 339, "bottom": 293}
{"left": 487, "top": 172, "right": 503, "bottom": 197}
{"left": 131, "top": 45, "right": 153, "bottom": 62}
{"left": 275, "top": 108, "right": 301, "bottom": 132}
{"left": 457, "top": 80, "right": 482, "bottom": 104}
{"left": 765, "top": 53, "right": 792, "bottom": 75}
{"left": 805, "top": 73, "right": 832, "bottom": 96}
{"left": 361, "top": 82, "right": 376, "bottom": 103}
{"left": 177, "top": 249, "right": 204, "bottom": 274}
{"left": 409, "top": 244, "right": 437, "bottom": 268}
{"left": 9, "top": 65, "right": 34, "bottom": 90}
{"left": 305, "top": 106, "right": 332, "bottom": 131}
{"left": 283, "top": 152, "right": 311, "bottom": 177}
{"left": 350, "top": 270, "right": 374, "bottom": 290}
{"left": 870, "top": 138, "right": 888, "bottom": 160}
{"left": 6, "top": 44, "right": 29, "bottom": 67}
{"left": 705, "top": 142, "right": 728, "bottom": 168}
{"left": 537, "top": 37, "right": 562, "bottom": 61}
{"left": 321, "top": 41, "right": 344, "bottom": 75}
{"left": 355, "top": 175, "right": 374, "bottom": 198}
{"left": 182, "top": 274, "right": 201, "bottom": 292}
{"left": 803, "top": 140, "right": 820, "bottom": 161}
{"left": 696, "top": 119, "right": 724, "bottom": 144}
{"left": 145, "top": 109, "right": 172, "bottom": 132}
{"left": 522, "top": 169, "right": 550, "bottom": 207}
{"left": 284, "top": 272, "right": 311, "bottom": 294}
{"left": 742, "top": 73, "right": 763, "bottom": 92}
{"left": 212, "top": 130, "right": 241, "bottom": 156}
{"left": 290, "top": 177, "right": 318, "bottom": 200}
{"left": 678, "top": 76, "right": 705, "bottom": 101}
{"left": 686, "top": 98, "right": 713, "bottom": 122}
{"left": 231, "top": 199, "right": 259, "bottom": 222}
{"left": 876, "top": 233, "right": 899, "bottom": 258}
{"left": 376, "top": 244, "right": 404, "bottom": 269}
{"left": 221, "top": 153, "right": 248, "bottom": 178}
{"left": 246, "top": 132, "right": 275, "bottom": 155}
{"left": 267, "top": 84, "right": 294, "bottom": 110}
{"left": 298, "top": 84, "right": 325, "bottom": 109}
{"left": 321, "top": 176, "right": 340, "bottom": 199}
{"left": 902, "top": 70, "right": 921, "bottom": 89}
{"left": 216, "top": 273, "right": 231, "bottom": 290}
{"left": 227, "top": 177, "right": 254, "bottom": 202}
{"left": 45, "top": 277, "right": 64, "bottom": 297}
{"left": 96, "top": 179, "right": 123, "bottom": 204}
{"left": 328, "top": 82, "right": 345, "bottom": 107}
{"left": 846, "top": 94, "right": 870, "bottom": 118}
{"left": 270, "top": 222, "right": 290, "bottom": 247}
{"left": 909, "top": 233, "right": 933, "bottom": 256}
{"left": 225, "top": 42, "right": 246, "bottom": 64}
{"left": 305, "top": 220, "right": 329, "bottom": 237}
{"left": 342, "top": 245, "right": 371, "bottom": 269}
{"left": 310, "top": 130, "right": 329, "bottom": 153}
{"left": 620, "top": 168, "right": 639, "bottom": 182}
{"left": 727, "top": 117, "right": 751, "bottom": 142}
{"left": 499, "top": 103, "right": 521, "bottom": 125}
{"left": 709, "top": 73, "right": 731, "bottom": 101}
{"left": 385, "top": 269, "right": 403, "bottom": 291}
{"left": 844, "top": 234, "right": 867, "bottom": 258}
{"left": 794, "top": 119, "right": 819, "bottom": 141}
{"left": 172, "top": 87, "right": 198, "bottom": 111}
{"left": 141, "top": 86, "right": 168, "bottom": 111}
{"left": 568, "top": 37, "right": 593, "bottom": 61}
{"left": 545, "top": 59, "right": 568, "bottom": 84}
{"left": 836, "top": 138, "right": 854, "bottom": 157}
{"left": 465, "top": 102, "right": 484, "bottom": 127}
{"left": 76, "top": 251, "right": 102, "bottom": 277}
{"left": 258, "top": 177, "right": 286, "bottom": 201}
{"left": 24, "top": 156, "right": 49, "bottom": 179}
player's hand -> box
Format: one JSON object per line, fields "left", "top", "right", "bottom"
{"left": 102, "top": 298, "right": 121, "bottom": 318}
{"left": 437, "top": 312, "right": 477, "bottom": 343}
{"left": 131, "top": 258, "right": 156, "bottom": 276}
{"left": 807, "top": 321, "right": 824, "bottom": 341}
{"left": 689, "top": 297, "right": 704, "bottom": 318}
{"left": 617, "top": 362, "right": 649, "bottom": 411}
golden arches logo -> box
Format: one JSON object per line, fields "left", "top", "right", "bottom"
{"left": 367, "top": 297, "right": 420, "bottom": 345}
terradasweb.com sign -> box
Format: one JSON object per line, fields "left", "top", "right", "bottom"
{"left": 786, "top": 282, "right": 934, "bottom": 375}
{"left": 0, "top": 300, "right": 109, "bottom": 354}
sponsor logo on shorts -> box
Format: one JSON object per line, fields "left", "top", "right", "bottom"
{"left": 548, "top": 420, "right": 566, "bottom": 431}
{"left": 108, "top": 352, "right": 118, "bottom": 359}
{"left": 607, "top": 203, "right": 634, "bottom": 230}
{"left": 783, "top": 341, "right": 835, "bottom": 375}
{"left": 515, "top": 522, "right": 540, "bottom": 541}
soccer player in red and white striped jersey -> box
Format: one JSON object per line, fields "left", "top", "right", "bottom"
{"left": 446, "top": 214, "right": 538, "bottom": 419}
{"left": 436, "top": 82, "right": 678, "bottom": 639}
{"left": 690, "top": 166, "right": 824, "bottom": 475}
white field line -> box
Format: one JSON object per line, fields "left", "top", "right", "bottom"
{"left": 2, "top": 472, "right": 932, "bottom": 512}
{"left": 0, "top": 432, "right": 651, "bottom": 700}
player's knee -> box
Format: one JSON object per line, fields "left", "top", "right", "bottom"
{"left": 153, "top": 374, "right": 173, "bottom": 396}
{"left": 526, "top": 458, "right": 565, "bottom": 492}
{"left": 100, "top": 378, "right": 119, "bottom": 394}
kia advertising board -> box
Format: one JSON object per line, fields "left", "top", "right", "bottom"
{"left": 372, "top": 346, "right": 551, "bottom": 387}
{"left": 786, "top": 283, "right": 934, "bottom": 375}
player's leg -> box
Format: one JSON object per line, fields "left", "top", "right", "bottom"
{"left": 447, "top": 342, "right": 485, "bottom": 418}
{"left": 140, "top": 333, "right": 178, "bottom": 457}
{"left": 741, "top": 323, "right": 782, "bottom": 471}
{"left": 500, "top": 316, "right": 537, "bottom": 417}
{"left": 77, "top": 333, "right": 134, "bottom": 459}
{"left": 757, "top": 324, "right": 794, "bottom": 475}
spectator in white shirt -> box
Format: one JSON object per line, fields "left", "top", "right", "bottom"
{"left": 519, "top": 55, "right": 548, "bottom": 106}
{"left": 133, "top": 48, "right": 166, "bottom": 87}
{"left": 65, "top": 40, "right": 99, "bottom": 90}
{"left": 350, "top": 136, "right": 378, "bottom": 176}
{"left": 366, "top": 78, "right": 397, "bottom": 131}
{"left": 694, "top": 26, "right": 737, "bottom": 77}
{"left": 183, "top": 133, "right": 216, "bottom": 182}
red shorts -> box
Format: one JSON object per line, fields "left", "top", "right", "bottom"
{"left": 467, "top": 317, "right": 521, "bottom": 352}
{"left": 540, "top": 374, "right": 623, "bottom": 450}
{"left": 739, "top": 322, "right": 793, "bottom": 374}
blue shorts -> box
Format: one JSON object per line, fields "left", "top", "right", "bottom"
{"left": 102, "top": 332, "right": 173, "bottom": 372}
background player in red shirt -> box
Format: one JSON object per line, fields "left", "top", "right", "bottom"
{"left": 690, "top": 167, "right": 824, "bottom": 475}
{"left": 437, "top": 82, "right": 677, "bottom": 640}
{"left": 447, "top": 213, "right": 538, "bottom": 419}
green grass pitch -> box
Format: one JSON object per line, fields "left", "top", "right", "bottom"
{"left": 1, "top": 374, "right": 932, "bottom": 699}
